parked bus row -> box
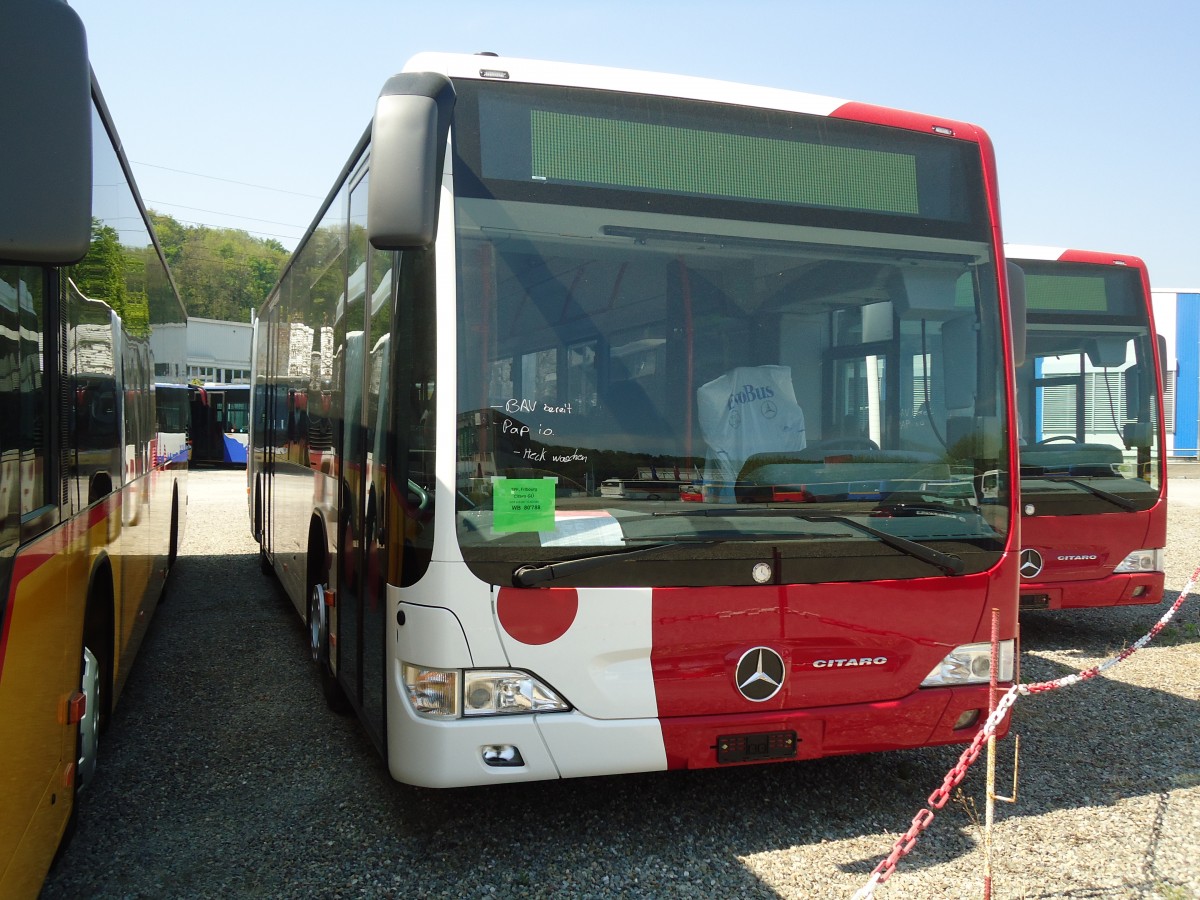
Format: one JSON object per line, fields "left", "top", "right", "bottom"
{"left": 1, "top": 1, "right": 1166, "bottom": 893}
{"left": 0, "top": 1, "right": 189, "bottom": 894}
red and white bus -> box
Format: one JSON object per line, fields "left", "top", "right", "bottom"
{"left": 1006, "top": 245, "right": 1166, "bottom": 609}
{"left": 0, "top": 2, "right": 188, "bottom": 894}
{"left": 250, "top": 53, "right": 1022, "bottom": 787}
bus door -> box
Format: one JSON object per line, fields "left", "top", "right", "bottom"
{"left": 829, "top": 354, "right": 887, "bottom": 446}
{"left": 335, "top": 176, "right": 390, "bottom": 749}
{"left": 826, "top": 338, "right": 895, "bottom": 450}
{"left": 255, "top": 330, "right": 277, "bottom": 564}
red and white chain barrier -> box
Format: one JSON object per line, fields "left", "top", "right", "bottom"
{"left": 851, "top": 565, "right": 1200, "bottom": 900}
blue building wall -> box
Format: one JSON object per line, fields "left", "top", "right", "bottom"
{"left": 1176, "top": 294, "right": 1200, "bottom": 457}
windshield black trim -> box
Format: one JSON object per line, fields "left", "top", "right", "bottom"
{"left": 638, "top": 508, "right": 965, "bottom": 575}
{"left": 512, "top": 539, "right": 722, "bottom": 587}
{"left": 1020, "top": 475, "right": 1138, "bottom": 511}
{"left": 1019, "top": 475, "right": 1160, "bottom": 516}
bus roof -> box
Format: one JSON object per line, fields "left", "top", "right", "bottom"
{"left": 403, "top": 51, "right": 847, "bottom": 117}
{"left": 1006, "top": 243, "right": 1148, "bottom": 270}
{"left": 400, "top": 51, "right": 988, "bottom": 141}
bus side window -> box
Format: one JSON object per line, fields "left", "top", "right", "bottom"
{"left": 17, "top": 268, "right": 50, "bottom": 532}
{"left": 0, "top": 267, "right": 24, "bottom": 551}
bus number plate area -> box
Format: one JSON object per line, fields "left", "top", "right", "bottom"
{"left": 716, "top": 730, "right": 798, "bottom": 764}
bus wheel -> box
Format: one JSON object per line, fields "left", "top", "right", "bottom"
{"left": 75, "top": 645, "right": 101, "bottom": 789}
{"left": 54, "top": 641, "right": 99, "bottom": 864}
{"left": 308, "top": 581, "right": 349, "bottom": 713}
{"left": 61, "top": 594, "right": 112, "bottom": 856}
{"left": 83, "top": 589, "right": 113, "bottom": 737}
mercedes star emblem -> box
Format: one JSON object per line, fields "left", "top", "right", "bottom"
{"left": 1020, "top": 548, "right": 1044, "bottom": 579}
{"left": 735, "top": 647, "right": 786, "bottom": 702}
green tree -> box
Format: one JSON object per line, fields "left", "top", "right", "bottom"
{"left": 71, "top": 220, "right": 127, "bottom": 311}
{"left": 146, "top": 211, "right": 290, "bottom": 322}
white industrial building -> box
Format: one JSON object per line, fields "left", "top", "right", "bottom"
{"left": 151, "top": 316, "right": 253, "bottom": 384}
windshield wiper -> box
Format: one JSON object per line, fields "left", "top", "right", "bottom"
{"left": 511, "top": 539, "right": 723, "bottom": 587}
{"left": 799, "top": 514, "right": 965, "bottom": 576}
{"left": 870, "top": 500, "right": 976, "bottom": 520}
{"left": 645, "top": 508, "right": 965, "bottom": 575}
{"left": 1023, "top": 475, "right": 1138, "bottom": 511}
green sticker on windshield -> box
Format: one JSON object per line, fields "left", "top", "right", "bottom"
{"left": 493, "top": 478, "right": 556, "bottom": 532}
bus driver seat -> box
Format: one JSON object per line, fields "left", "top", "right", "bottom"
{"left": 696, "top": 365, "right": 806, "bottom": 499}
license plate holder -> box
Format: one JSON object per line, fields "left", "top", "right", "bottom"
{"left": 716, "top": 730, "right": 798, "bottom": 764}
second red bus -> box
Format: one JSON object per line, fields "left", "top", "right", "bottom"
{"left": 1008, "top": 244, "right": 1166, "bottom": 610}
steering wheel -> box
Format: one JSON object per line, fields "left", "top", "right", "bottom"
{"left": 1034, "top": 435, "right": 1080, "bottom": 445}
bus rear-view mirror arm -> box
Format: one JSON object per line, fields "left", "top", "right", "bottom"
{"left": 1007, "top": 260, "right": 1026, "bottom": 368}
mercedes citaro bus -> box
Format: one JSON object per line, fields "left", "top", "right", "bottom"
{"left": 250, "top": 52, "right": 1023, "bottom": 788}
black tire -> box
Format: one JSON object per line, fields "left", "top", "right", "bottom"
{"left": 83, "top": 592, "right": 114, "bottom": 737}
{"left": 54, "top": 644, "right": 95, "bottom": 863}
{"left": 308, "top": 581, "right": 350, "bottom": 714}
{"left": 58, "top": 591, "right": 112, "bottom": 862}
{"left": 160, "top": 489, "right": 181, "bottom": 606}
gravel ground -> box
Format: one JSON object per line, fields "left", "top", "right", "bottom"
{"left": 40, "top": 469, "right": 1200, "bottom": 900}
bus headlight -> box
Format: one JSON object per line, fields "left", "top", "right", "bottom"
{"left": 402, "top": 664, "right": 459, "bottom": 718}
{"left": 402, "top": 664, "right": 570, "bottom": 718}
{"left": 463, "top": 670, "right": 570, "bottom": 716}
{"left": 1113, "top": 549, "right": 1164, "bottom": 574}
{"left": 921, "top": 640, "right": 1014, "bottom": 687}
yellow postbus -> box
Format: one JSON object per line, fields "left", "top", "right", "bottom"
{"left": 0, "top": 1, "right": 188, "bottom": 894}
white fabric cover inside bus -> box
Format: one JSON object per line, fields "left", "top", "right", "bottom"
{"left": 697, "top": 365, "right": 806, "bottom": 486}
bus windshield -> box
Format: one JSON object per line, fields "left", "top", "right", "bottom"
{"left": 1015, "top": 258, "right": 1161, "bottom": 514}
{"left": 451, "top": 80, "right": 1011, "bottom": 587}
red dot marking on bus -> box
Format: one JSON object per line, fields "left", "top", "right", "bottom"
{"left": 496, "top": 587, "right": 578, "bottom": 645}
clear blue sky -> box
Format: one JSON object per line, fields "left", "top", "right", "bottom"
{"left": 70, "top": 0, "right": 1200, "bottom": 287}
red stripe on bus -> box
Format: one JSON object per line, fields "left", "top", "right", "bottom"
{"left": 0, "top": 492, "right": 123, "bottom": 683}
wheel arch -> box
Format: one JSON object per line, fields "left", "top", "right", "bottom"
{"left": 167, "top": 481, "right": 181, "bottom": 568}
{"left": 252, "top": 473, "right": 264, "bottom": 543}
{"left": 82, "top": 553, "right": 116, "bottom": 727}
{"left": 306, "top": 510, "right": 332, "bottom": 621}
